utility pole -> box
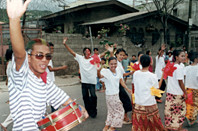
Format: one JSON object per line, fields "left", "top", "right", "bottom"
{"left": 186, "top": 0, "right": 192, "bottom": 52}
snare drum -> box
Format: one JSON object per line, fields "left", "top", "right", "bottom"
{"left": 37, "top": 102, "right": 85, "bottom": 131}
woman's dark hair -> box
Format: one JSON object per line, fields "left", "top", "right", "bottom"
{"left": 5, "top": 49, "right": 13, "bottom": 61}
{"left": 48, "top": 42, "right": 54, "bottom": 47}
{"left": 168, "top": 52, "right": 172, "bottom": 55}
{"left": 115, "top": 48, "right": 126, "bottom": 57}
{"left": 138, "top": 51, "right": 143, "bottom": 57}
{"left": 188, "top": 52, "right": 198, "bottom": 62}
{"left": 83, "top": 47, "right": 91, "bottom": 54}
{"left": 101, "top": 57, "right": 106, "bottom": 62}
{"left": 140, "top": 55, "right": 151, "bottom": 68}
{"left": 172, "top": 49, "right": 184, "bottom": 62}
{"left": 93, "top": 48, "right": 98, "bottom": 51}
{"left": 146, "top": 50, "right": 150, "bottom": 55}
{"left": 108, "top": 57, "right": 117, "bottom": 63}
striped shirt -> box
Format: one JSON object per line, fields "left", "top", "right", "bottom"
{"left": 8, "top": 53, "right": 69, "bottom": 131}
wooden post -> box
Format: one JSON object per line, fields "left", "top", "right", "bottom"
{"left": 89, "top": 26, "right": 94, "bottom": 51}
{"left": 0, "top": 24, "right": 5, "bottom": 76}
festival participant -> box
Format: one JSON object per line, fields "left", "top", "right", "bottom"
{"left": 113, "top": 48, "right": 133, "bottom": 124}
{"left": 185, "top": 52, "right": 198, "bottom": 126}
{"left": 131, "top": 51, "right": 143, "bottom": 93}
{"left": 63, "top": 37, "right": 97, "bottom": 118}
{"left": 46, "top": 42, "right": 68, "bottom": 113}
{"left": 155, "top": 48, "right": 166, "bottom": 103}
{"left": 131, "top": 55, "right": 137, "bottom": 63}
{"left": 0, "top": 49, "right": 13, "bottom": 131}
{"left": 99, "top": 57, "right": 108, "bottom": 92}
{"left": 164, "top": 50, "right": 187, "bottom": 131}
{"left": 122, "top": 53, "right": 130, "bottom": 83}
{"left": 6, "top": 0, "right": 88, "bottom": 130}
{"left": 146, "top": 50, "right": 153, "bottom": 72}
{"left": 98, "top": 57, "right": 131, "bottom": 131}
{"left": 132, "top": 55, "right": 165, "bottom": 131}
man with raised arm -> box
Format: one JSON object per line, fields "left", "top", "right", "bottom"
{"left": 63, "top": 37, "right": 98, "bottom": 118}
{"left": 6, "top": 0, "right": 88, "bottom": 130}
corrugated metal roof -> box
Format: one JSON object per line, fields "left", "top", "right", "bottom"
{"left": 41, "top": 0, "right": 138, "bottom": 20}
{"left": 64, "top": 0, "right": 95, "bottom": 9}
{"left": 81, "top": 11, "right": 149, "bottom": 25}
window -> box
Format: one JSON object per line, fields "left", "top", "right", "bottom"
{"left": 152, "top": 29, "right": 160, "bottom": 45}
{"left": 173, "top": 8, "right": 178, "bottom": 16}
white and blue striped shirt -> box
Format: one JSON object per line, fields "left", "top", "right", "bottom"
{"left": 8, "top": 53, "right": 69, "bottom": 131}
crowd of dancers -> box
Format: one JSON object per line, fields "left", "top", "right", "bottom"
{"left": 0, "top": 0, "right": 197, "bottom": 131}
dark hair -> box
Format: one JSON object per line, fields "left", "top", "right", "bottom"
{"left": 5, "top": 49, "right": 13, "bottom": 61}
{"left": 132, "top": 55, "right": 136, "bottom": 57}
{"left": 140, "top": 55, "right": 151, "bottom": 68}
{"left": 188, "top": 52, "right": 198, "bottom": 62}
{"left": 26, "top": 38, "right": 48, "bottom": 51}
{"left": 170, "top": 46, "right": 173, "bottom": 50}
{"left": 172, "top": 49, "right": 184, "bottom": 62}
{"left": 83, "top": 47, "right": 91, "bottom": 54}
{"left": 48, "top": 42, "right": 54, "bottom": 47}
{"left": 125, "top": 53, "right": 128, "bottom": 56}
{"left": 138, "top": 51, "right": 143, "bottom": 57}
{"left": 146, "top": 50, "right": 150, "bottom": 55}
{"left": 168, "top": 52, "right": 172, "bottom": 55}
{"left": 93, "top": 48, "right": 98, "bottom": 51}
{"left": 101, "top": 57, "right": 106, "bottom": 62}
{"left": 115, "top": 48, "right": 126, "bottom": 57}
{"left": 108, "top": 57, "right": 117, "bottom": 63}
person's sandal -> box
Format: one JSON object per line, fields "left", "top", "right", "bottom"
{"left": 123, "top": 119, "right": 132, "bottom": 124}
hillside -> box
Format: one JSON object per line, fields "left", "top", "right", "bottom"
{"left": 0, "top": 9, "right": 52, "bottom": 23}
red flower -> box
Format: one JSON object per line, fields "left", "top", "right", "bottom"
{"left": 129, "top": 63, "right": 140, "bottom": 71}
{"left": 163, "top": 61, "right": 177, "bottom": 79}
{"left": 90, "top": 54, "right": 101, "bottom": 67}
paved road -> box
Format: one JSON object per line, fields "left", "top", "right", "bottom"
{"left": 0, "top": 76, "right": 197, "bottom": 131}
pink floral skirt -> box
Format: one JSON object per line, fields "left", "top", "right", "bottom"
{"left": 105, "top": 94, "right": 124, "bottom": 128}
{"left": 164, "top": 93, "right": 186, "bottom": 130}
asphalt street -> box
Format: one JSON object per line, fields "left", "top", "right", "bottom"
{"left": 0, "top": 76, "right": 197, "bottom": 131}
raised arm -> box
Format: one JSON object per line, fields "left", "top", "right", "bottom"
{"left": 99, "top": 50, "right": 108, "bottom": 58}
{"left": 7, "top": 0, "right": 31, "bottom": 71}
{"left": 48, "top": 65, "right": 67, "bottom": 72}
{"left": 63, "top": 37, "right": 76, "bottom": 57}
{"left": 105, "top": 44, "right": 114, "bottom": 57}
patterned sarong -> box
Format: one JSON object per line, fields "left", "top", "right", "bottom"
{"left": 132, "top": 104, "right": 164, "bottom": 131}
{"left": 105, "top": 94, "right": 124, "bottom": 128}
{"left": 164, "top": 93, "right": 186, "bottom": 130}
{"left": 186, "top": 88, "right": 198, "bottom": 122}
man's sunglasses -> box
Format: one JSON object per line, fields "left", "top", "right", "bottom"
{"left": 30, "top": 53, "right": 52, "bottom": 60}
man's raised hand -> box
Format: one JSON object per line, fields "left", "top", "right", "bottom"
{"left": 7, "top": 0, "right": 31, "bottom": 19}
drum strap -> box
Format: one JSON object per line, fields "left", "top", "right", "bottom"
{"left": 48, "top": 113, "right": 59, "bottom": 131}
{"left": 70, "top": 104, "right": 82, "bottom": 124}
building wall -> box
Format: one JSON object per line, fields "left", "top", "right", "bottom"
{"left": 49, "top": 5, "right": 134, "bottom": 34}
